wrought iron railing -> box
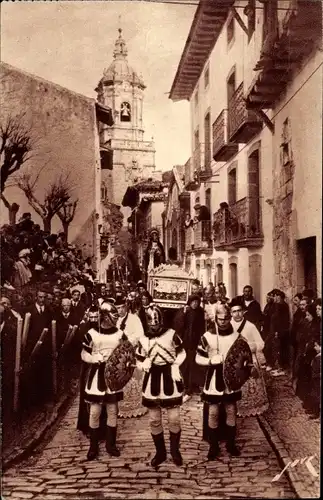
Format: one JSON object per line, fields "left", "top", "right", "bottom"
{"left": 184, "top": 157, "right": 194, "bottom": 188}
{"left": 228, "top": 83, "right": 261, "bottom": 140}
{"left": 194, "top": 220, "right": 212, "bottom": 250}
{"left": 212, "top": 110, "right": 226, "bottom": 158}
{"left": 213, "top": 197, "right": 263, "bottom": 248}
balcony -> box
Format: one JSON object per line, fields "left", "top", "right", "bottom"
{"left": 213, "top": 197, "right": 263, "bottom": 251}
{"left": 246, "top": 0, "right": 322, "bottom": 109}
{"left": 228, "top": 83, "right": 262, "bottom": 143}
{"left": 184, "top": 157, "right": 199, "bottom": 191}
{"left": 212, "top": 109, "right": 238, "bottom": 161}
{"left": 194, "top": 220, "right": 212, "bottom": 253}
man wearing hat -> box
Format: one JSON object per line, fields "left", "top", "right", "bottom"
{"left": 196, "top": 303, "right": 244, "bottom": 460}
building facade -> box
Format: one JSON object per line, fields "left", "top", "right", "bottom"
{"left": 122, "top": 177, "right": 169, "bottom": 277}
{"left": 163, "top": 165, "right": 190, "bottom": 264}
{"left": 170, "top": 0, "right": 322, "bottom": 305}
{"left": 0, "top": 62, "right": 113, "bottom": 276}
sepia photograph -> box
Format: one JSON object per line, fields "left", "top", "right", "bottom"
{"left": 0, "top": 0, "right": 321, "bottom": 499}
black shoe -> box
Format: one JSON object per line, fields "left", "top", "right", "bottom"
{"left": 87, "top": 428, "right": 99, "bottom": 461}
{"left": 170, "top": 431, "right": 183, "bottom": 466}
{"left": 207, "top": 427, "right": 220, "bottom": 461}
{"left": 226, "top": 425, "right": 240, "bottom": 457}
{"left": 151, "top": 432, "right": 167, "bottom": 467}
{"left": 105, "top": 426, "right": 120, "bottom": 457}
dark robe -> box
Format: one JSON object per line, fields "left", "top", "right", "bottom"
{"left": 237, "top": 296, "right": 263, "bottom": 332}
{"left": 173, "top": 306, "right": 205, "bottom": 393}
{"left": 144, "top": 241, "right": 165, "bottom": 272}
{"left": 20, "top": 304, "right": 53, "bottom": 407}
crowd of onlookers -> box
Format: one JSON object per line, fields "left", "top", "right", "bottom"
{"left": 0, "top": 212, "right": 94, "bottom": 294}
{"left": 185, "top": 280, "right": 321, "bottom": 420}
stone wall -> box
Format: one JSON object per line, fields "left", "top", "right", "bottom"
{"left": 0, "top": 63, "right": 99, "bottom": 244}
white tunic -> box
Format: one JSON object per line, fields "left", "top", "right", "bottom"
{"left": 81, "top": 326, "right": 124, "bottom": 403}
{"left": 117, "top": 312, "right": 144, "bottom": 347}
{"left": 136, "top": 328, "right": 186, "bottom": 408}
{"left": 196, "top": 327, "right": 240, "bottom": 399}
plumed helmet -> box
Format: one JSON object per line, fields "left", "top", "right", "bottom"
{"left": 215, "top": 303, "right": 231, "bottom": 318}
{"left": 99, "top": 300, "right": 119, "bottom": 325}
{"left": 146, "top": 305, "right": 163, "bottom": 333}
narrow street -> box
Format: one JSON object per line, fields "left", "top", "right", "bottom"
{"left": 3, "top": 395, "right": 295, "bottom": 499}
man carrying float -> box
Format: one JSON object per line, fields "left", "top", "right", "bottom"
{"left": 196, "top": 303, "right": 253, "bottom": 460}
{"left": 136, "top": 305, "right": 186, "bottom": 468}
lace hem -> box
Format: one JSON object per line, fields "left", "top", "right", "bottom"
{"left": 237, "top": 402, "right": 269, "bottom": 418}
{"left": 118, "top": 407, "right": 148, "bottom": 419}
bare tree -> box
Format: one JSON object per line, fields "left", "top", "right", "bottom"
{"left": 57, "top": 200, "right": 78, "bottom": 242}
{"left": 17, "top": 172, "right": 73, "bottom": 233}
{"left": 0, "top": 114, "right": 33, "bottom": 193}
{"left": 0, "top": 193, "right": 20, "bottom": 225}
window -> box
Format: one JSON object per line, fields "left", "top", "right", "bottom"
{"left": 120, "top": 102, "right": 131, "bottom": 122}
{"left": 205, "top": 188, "right": 211, "bottom": 213}
{"left": 227, "top": 68, "right": 236, "bottom": 108}
{"left": 245, "top": 0, "right": 256, "bottom": 42}
{"left": 228, "top": 166, "right": 237, "bottom": 205}
{"left": 248, "top": 147, "right": 261, "bottom": 233}
{"left": 227, "top": 17, "right": 235, "bottom": 46}
{"left": 229, "top": 262, "right": 238, "bottom": 298}
{"left": 194, "top": 90, "right": 199, "bottom": 107}
{"left": 216, "top": 263, "right": 223, "bottom": 284}
{"left": 194, "top": 128, "right": 200, "bottom": 150}
{"left": 204, "top": 66, "right": 210, "bottom": 89}
{"left": 204, "top": 112, "right": 211, "bottom": 169}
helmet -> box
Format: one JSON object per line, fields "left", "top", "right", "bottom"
{"left": 88, "top": 310, "right": 99, "bottom": 324}
{"left": 100, "top": 301, "right": 119, "bottom": 326}
{"left": 146, "top": 305, "right": 163, "bottom": 334}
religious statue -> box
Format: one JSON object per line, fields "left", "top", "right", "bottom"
{"left": 144, "top": 228, "right": 166, "bottom": 274}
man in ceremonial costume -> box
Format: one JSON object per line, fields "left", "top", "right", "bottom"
{"left": 196, "top": 304, "right": 243, "bottom": 460}
{"left": 77, "top": 307, "right": 109, "bottom": 439}
{"left": 81, "top": 301, "right": 124, "bottom": 460}
{"left": 136, "top": 305, "right": 186, "bottom": 467}
{"left": 115, "top": 296, "right": 147, "bottom": 418}
{"left": 230, "top": 298, "right": 268, "bottom": 417}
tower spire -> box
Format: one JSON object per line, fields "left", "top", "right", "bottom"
{"left": 113, "top": 21, "right": 128, "bottom": 59}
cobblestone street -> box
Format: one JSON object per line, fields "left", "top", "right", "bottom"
{"left": 3, "top": 395, "right": 295, "bottom": 499}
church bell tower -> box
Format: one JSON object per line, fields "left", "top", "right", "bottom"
{"left": 96, "top": 29, "right": 156, "bottom": 212}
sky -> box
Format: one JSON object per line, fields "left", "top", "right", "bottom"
{"left": 1, "top": 0, "right": 197, "bottom": 171}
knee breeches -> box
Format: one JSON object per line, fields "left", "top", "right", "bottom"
{"left": 149, "top": 406, "right": 181, "bottom": 435}
{"left": 89, "top": 402, "right": 118, "bottom": 429}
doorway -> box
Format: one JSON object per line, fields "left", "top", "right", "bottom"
{"left": 296, "top": 237, "right": 317, "bottom": 294}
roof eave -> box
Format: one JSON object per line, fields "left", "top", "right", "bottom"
{"left": 169, "top": 0, "right": 234, "bottom": 102}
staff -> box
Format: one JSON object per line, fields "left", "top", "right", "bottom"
{"left": 13, "top": 318, "right": 23, "bottom": 412}
{"left": 51, "top": 320, "right": 57, "bottom": 396}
